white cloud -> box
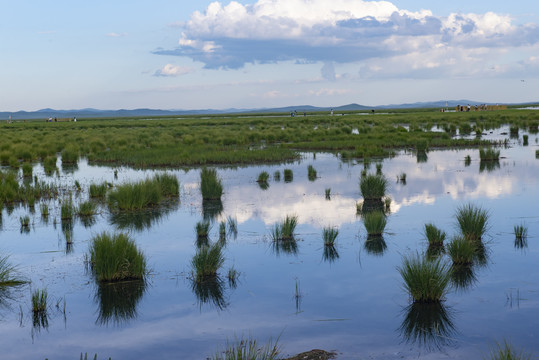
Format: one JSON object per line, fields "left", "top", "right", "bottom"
{"left": 106, "top": 32, "right": 128, "bottom": 37}
{"left": 154, "top": 64, "right": 195, "bottom": 77}
{"left": 154, "top": 0, "right": 539, "bottom": 78}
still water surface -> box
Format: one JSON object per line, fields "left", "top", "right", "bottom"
{"left": 1, "top": 132, "right": 538, "bottom": 359}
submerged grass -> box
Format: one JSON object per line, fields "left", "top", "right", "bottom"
{"left": 398, "top": 253, "right": 452, "bottom": 303}
{"left": 88, "top": 232, "right": 147, "bottom": 282}
{"left": 455, "top": 203, "right": 490, "bottom": 241}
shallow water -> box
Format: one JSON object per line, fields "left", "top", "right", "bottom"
{"left": 1, "top": 131, "right": 539, "bottom": 359}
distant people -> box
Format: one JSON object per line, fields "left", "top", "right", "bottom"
{"left": 54, "top": 117, "right": 57, "bottom": 122}
{"left": 49, "top": 117, "right": 52, "bottom": 122}
{"left": 467, "top": 104, "right": 471, "bottom": 112}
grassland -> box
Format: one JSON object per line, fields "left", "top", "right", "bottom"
{"left": 1, "top": 109, "right": 535, "bottom": 168}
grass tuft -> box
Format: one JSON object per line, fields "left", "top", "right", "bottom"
{"left": 514, "top": 223, "right": 528, "bottom": 240}
{"left": 360, "top": 174, "right": 387, "bottom": 200}
{"left": 307, "top": 165, "right": 317, "bottom": 181}
{"left": 363, "top": 211, "right": 387, "bottom": 237}
{"left": 487, "top": 340, "right": 532, "bottom": 360}
{"left": 455, "top": 203, "right": 490, "bottom": 241}
{"left": 447, "top": 236, "right": 476, "bottom": 265}
{"left": 424, "top": 223, "right": 446, "bottom": 247}
{"left": 211, "top": 335, "right": 281, "bottom": 360}
{"left": 398, "top": 253, "right": 452, "bottom": 303}
{"left": 191, "top": 242, "right": 225, "bottom": 282}
{"left": 479, "top": 147, "right": 500, "bottom": 161}
{"left": 200, "top": 168, "right": 223, "bottom": 200}
{"left": 0, "top": 255, "right": 26, "bottom": 286}
{"left": 322, "top": 226, "right": 339, "bottom": 246}
{"left": 88, "top": 232, "right": 147, "bottom": 282}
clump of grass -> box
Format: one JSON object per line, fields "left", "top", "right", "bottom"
{"left": 219, "top": 221, "right": 227, "bottom": 240}
{"left": 283, "top": 169, "right": 293, "bottom": 183}
{"left": 154, "top": 172, "right": 180, "bottom": 197}
{"left": 88, "top": 232, "right": 147, "bottom": 282}
{"left": 447, "top": 236, "right": 476, "bottom": 265}
{"left": 108, "top": 174, "right": 176, "bottom": 210}
{"left": 77, "top": 200, "right": 97, "bottom": 217}
{"left": 514, "top": 223, "right": 528, "bottom": 240}
{"left": 0, "top": 255, "right": 26, "bottom": 286}
{"left": 43, "top": 156, "right": 57, "bottom": 174}
{"left": 191, "top": 242, "right": 225, "bottom": 282}
{"left": 61, "top": 197, "right": 75, "bottom": 220}
{"left": 384, "top": 197, "right": 392, "bottom": 212}
{"left": 376, "top": 163, "right": 383, "bottom": 175}
{"left": 307, "top": 165, "right": 317, "bottom": 181}
{"left": 325, "top": 188, "right": 331, "bottom": 200}
{"left": 363, "top": 211, "right": 387, "bottom": 237}
{"left": 487, "top": 340, "right": 532, "bottom": 360}
{"left": 322, "top": 226, "right": 339, "bottom": 246}
{"left": 32, "top": 289, "right": 48, "bottom": 314}
{"left": 89, "top": 182, "right": 108, "bottom": 198}
{"left": 20, "top": 215, "right": 30, "bottom": 228}
{"left": 200, "top": 168, "right": 223, "bottom": 200}
{"left": 257, "top": 171, "right": 269, "bottom": 184}
{"left": 196, "top": 221, "right": 211, "bottom": 239}
{"left": 211, "top": 335, "right": 281, "bottom": 360}
{"left": 227, "top": 216, "right": 238, "bottom": 237}
{"left": 398, "top": 172, "right": 407, "bottom": 184}
{"left": 398, "top": 254, "right": 452, "bottom": 303}
{"left": 61, "top": 145, "right": 79, "bottom": 164}
{"left": 455, "top": 203, "right": 490, "bottom": 241}
{"left": 479, "top": 147, "right": 500, "bottom": 161}
{"left": 464, "top": 154, "right": 471, "bottom": 166}
{"left": 22, "top": 163, "right": 33, "bottom": 178}
{"left": 273, "top": 171, "right": 281, "bottom": 181}
{"left": 424, "top": 223, "right": 446, "bottom": 247}
{"left": 523, "top": 134, "right": 529, "bottom": 146}
{"left": 40, "top": 203, "right": 49, "bottom": 217}
{"left": 280, "top": 215, "right": 298, "bottom": 240}
{"left": 360, "top": 174, "right": 387, "bottom": 200}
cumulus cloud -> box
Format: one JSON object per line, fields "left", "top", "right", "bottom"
{"left": 154, "top": 0, "right": 539, "bottom": 73}
{"left": 154, "top": 64, "right": 195, "bottom": 77}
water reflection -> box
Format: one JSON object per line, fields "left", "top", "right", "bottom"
{"left": 416, "top": 151, "right": 428, "bottom": 163}
{"left": 451, "top": 265, "right": 478, "bottom": 292}
{"left": 257, "top": 181, "right": 270, "bottom": 190}
{"left": 399, "top": 302, "right": 457, "bottom": 350}
{"left": 322, "top": 245, "right": 340, "bottom": 263}
{"left": 61, "top": 163, "right": 79, "bottom": 174}
{"left": 80, "top": 214, "right": 97, "bottom": 228}
{"left": 356, "top": 199, "right": 385, "bottom": 215}
{"left": 271, "top": 239, "right": 299, "bottom": 256}
{"left": 109, "top": 201, "right": 179, "bottom": 231}
{"left": 514, "top": 237, "right": 528, "bottom": 250}
{"left": 364, "top": 235, "right": 387, "bottom": 256}
{"left": 202, "top": 199, "right": 223, "bottom": 222}
{"left": 425, "top": 244, "right": 445, "bottom": 260}
{"left": 190, "top": 277, "right": 228, "bottom": 310}
{"left": 95, "top": 280, "right": 146, "bottom": 326}
{"left": 479, "top": 160, "right": 500, "bottom": 173}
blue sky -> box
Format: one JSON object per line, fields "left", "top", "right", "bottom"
{"left": 2, "top": 0, "right": 539, "bottom": 111}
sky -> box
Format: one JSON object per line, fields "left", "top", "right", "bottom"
{"left": 2, "top": 0, "right": 539, "bottom": 111}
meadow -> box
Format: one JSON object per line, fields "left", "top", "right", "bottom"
{"left": 0, "top": 108, "right": 538, "bottom": 359}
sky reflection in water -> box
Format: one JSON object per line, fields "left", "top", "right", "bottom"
{"left": 0, "top": 134, "right": 538, "bottom": 359}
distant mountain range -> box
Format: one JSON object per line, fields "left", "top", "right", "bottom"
{"left": 1, "top": 100, "right": 537, "bottom": 120}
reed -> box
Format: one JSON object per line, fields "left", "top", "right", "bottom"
{"left": 40, "top": 202, "right": 50, "bottom": 217}
{"left": 200, "top": 168, "right": 223, "bottom": 200}
{"left": 227, "top": 216, "right": 238, "bottom": 236}
{"left": 89, "top": 182, "right": 108, "bottom": 198}
{"left": 283, "top": 169, "right": 293, "bottom": 182}
{"left": 154, "top": 172, "right": 179, "bottom": 197}
{"left": 280, "top": 215, "right": 298, "bottom": 240}
{"left": 307, "top": 165, "right": 317, "bottom": 181}
{"left": 107, "top": 177, "right": 164, "bottom": 210}
{"left": 61, "top": 145, "right": 79, "bottom": 164}
{"left": 360, "top": 174, "right": 387, "bottom": 200}
{"left": 523, "top": 134, "right": 529, "bottom": 146}
{"left": 447, "top": 236, "right": 475, "bottom": 265}
{"left": 78, "top": 200, "right": 98, "bottom": 217}
{"left": 487, "top": 340, "right": 532, "bottom": 360}
{"left": 514, "top": 223, "right": 528, "bottom": 240}
{"left": 257, "top": 171, "right": 269, "bottom": 184}
{"left": 22, "top": 163, "right": 33, "bottom": 178}
{"left": 363, "top": 211, "right": 387, "bottom": 237}
{"left": 325, "top": 188, "right": 331, "bottom": 200}
{"left": 196, "top": 221, "right": 211, "bottom": 239}
{"left": 398, "top": 254, "right": 452, "bottom": 303}
{"left": 479, "top": 147, "right": 500, "bottom": 161}
{"left": 424, "top": 223, "right": 446, "bottom": 247}
{"left": 19, "top": 215, "right": 30, "bottom": 228}
{"left": 211, "top": 336, "right": 281, "bottom": 360}
{"left": 322, "top": 226, "right": 339, "bottom": 246}
{"left": 32, "top": 289, "right": 48, "bottom": 314}
{"left": 0, "top": 255, "right": 26, "bottom": 286}
{"left": 398, "top": 172, "right": 407, "bottom": 184}
{"left": 88, "top": 232, "right": 147, "bottom": 282}
{"left": 273, "top": 171, "right": 281, "bottom": 182}
{"left": 464, "top": 154, "right": 471, "bottom": 166}
{"left": 455, "top": 203, "right": 490, "bottom": 241}
{"left": 191, "top": 242, "right": 225, "bottom": 282}
{"left": 61, "top": 197, "right": 75, "bottom": 220}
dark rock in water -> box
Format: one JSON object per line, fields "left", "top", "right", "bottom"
{"left": 284, "top": 349, "right": 338, "bottom": 360}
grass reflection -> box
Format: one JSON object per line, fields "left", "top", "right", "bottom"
{"left": 451, "top": 264, "right": 478, "bottom": 292}
{"left": 109, "top": 200, "right": 179, "bottom": 232}
{"left": 202, "top": 199, "right": 223, "bottom": 222}
{"left": 322, "top": 245, "right": 340, "bottom": 263}
{"left": 364, "top": 235, "right": 387, "bottom": 256}
{"left": 95, "top": 280, "right": 146, "bottom": 326}
{"left": 190, "top": 276, "right": 228, "bottom": 311}
{"left": 399, "top": 302, "right": 457, "bottom": 350}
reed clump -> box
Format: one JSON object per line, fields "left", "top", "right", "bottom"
{"left": 479, "top": 147, "right": 500, "bottom": 161}
{"left": 487, "top": 340, "right": 532, "bottom": 360}
{"left": 447, "top": 236, "right": 476, "bottom": 266}
{"left": 257, "top": 171, "right": 269, "bottom": 184}
{"left": 88, "top": 232, "right": 147, "bottom": 282}
{"left": 272, "top": 214, "right": 298, "bottom": 241}
{"left": 307, "top": 165, "right": 317, "bottom": 181}
{"left": 211, "top": 336, "right": 281, "bottom": 360}
{"left": 424, "top": 223, "right": 446, "bottom": 247}
{"left": 360, "top": 174, "right": 387, "bottom": 200}
{"left": 200, "top": 168, "right": 223, "bottom": 200}
{"left": 191, "top": 242, "right": 225, "bottom": 282}
{"left": 514, "top": 223, "right": 528, "bottom": 240}
{"left": 77, "top": 200, "right": 98, "bottom": 217}
{"left": 322, "top": 226, "right": 339, "bottom": 246}
{"left": 283, "top": 169, "right": 293, "bottom": 183}
{"left": 61, "top": 197, "right": 75, "bottom": 220}
{"left": 108, "top": 174, "right": 178, "bottom": 210}
{"left": 0, "top": 255, "right": 26, "bottom": 286}
{"left": 455, "top": 203, "right": 490, "bottom": 241}
{"left": 89, "top": 182, "right": 109, "bottom": 198}
{"left": 32, "top": 289, "right": 48, "bottom": 314}
{"left": 398, "top": 254, "right": 452, "bottom": 303}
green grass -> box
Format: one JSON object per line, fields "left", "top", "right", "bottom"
{"left": 77, "top": 200, "right": 98, "bottom": 217}
{"left": 275, "top": 214, "right": 298, "bottom": 240}
{"left": 154, "top": 173, "right": 180, "bottom": 197}
{"left": 447, "top": 236, "right": 476, "bottom": 265}
{"left": 0, "top": 255, "right": 26, "bottom": 286}
{"left": 40, "top": 202, "right": 49, "bottom": 217}
{"left": 363, "top": 211, "right": 387, "bottom": 237}
{"left": 283, "top": 169, "right": 293, "bottom": 183}
{"left": 257, "top": 171, "right": 270, "bottom": 184}
{"left": 19, "top": 215, "right": 30, "bottom": 227}
{"left": 398, "top": 172, "right": 407, "bottom": 184}
{"left": 464, "top": 154, "right": 472, "bottom": 166}
{"left": 22, "top": 162, "right": 33, "bottom": 178}
{"left": 325, "top": 188, "right": 331, "bottom": 200}
{"left": 88, "top": 232, "right": 147, "bottom": 282}
{"left": 479, "top": 147, "right": 500, "bottom": 161}
{"left": 322, "top": 226, "right": 339, "bottom": 246}
{"left": 273, "top": 171, "right": 281, "bottom": 182}
{"left": 89, "top": 182, "right": 109, "bottom": 198}
{"left": 523, "top": 134, "right": 529, "bottom": 146}
{"left": 486, "top": 340, "right": 532, "bottom": 360}
{"left": 61, "top": 197, "right": 75, "bottom": 220}
{"left": 191, "top": 242, "right": 225, "bottom": 282}
{"left": 424, "top": 223, "right": 446, "bottom": 247}
{"left": 398, "top": 254, "right": 452, "bottom": 303}
{"left": 108, "top": 174, "right": 177, "bottom": 210}
{"left": 227, "top": 216, "right": 238, "bottom": 237}
{"left": 307, "top": 165, "right": 317, "bottom": 181}
{"left": 455, "top": 203, "right": 490, "bottom": 241}
{"left": 514, "top": 223, "right": 528, "bottom": 240}
{"left": 200, "top": 168, "right": 223, "bottom": 200}
{"left": 32, "top": 288, "right": 48, "bottom": 314}
{"left": 196, "top": 221, "right": 211, "bottom": 239}
{"left": 211, "top": 335, "right": 281, "bottom": 360}
{"left": 360, "top": 174, "right": 387, "bottom": 200}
